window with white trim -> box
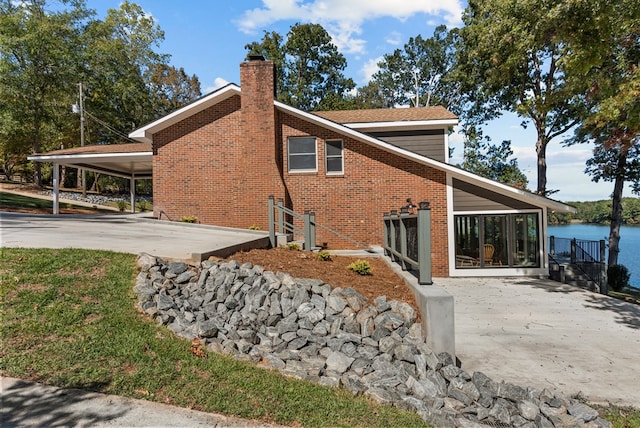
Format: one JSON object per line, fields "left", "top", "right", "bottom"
{"left": 288, "top": 136, "right": 317, "bottom": 172}
{"left": 325, "top": 139, "right": 343, "bottom": 174}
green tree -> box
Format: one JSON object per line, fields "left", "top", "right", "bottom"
{"left": 558, "top": 0, "right": 640, "bottom": 266}
{"left": 245, "top": 23, "right": 355, "bottom": 111}
{"left": 367, "top": 26, "right": 461, "bottom": 111}
{"left": 0, "top": 0, "right": 91, "bottom": 185}
{"left": 82, "top": 1, "right": 168, "bottom": 143}
{"left": 147, "top": 64, "right": 202, "bottom": 116}
{"left": 459, "top": 134, "right": 529, "bottom": 189}
{"left": 458, "top": 0, "right": 586, "bottom": 196}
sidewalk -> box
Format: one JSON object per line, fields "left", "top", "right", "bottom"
{"left": 1, "top": 377, "right": 282, "bottom": 427}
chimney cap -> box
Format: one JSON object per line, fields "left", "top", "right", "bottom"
{"left": 248, "top": 54, "right": 266, "bottom": 61}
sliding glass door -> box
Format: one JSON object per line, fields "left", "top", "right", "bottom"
{"left": 454, "top": 212, "right": 540, "bottom": 269}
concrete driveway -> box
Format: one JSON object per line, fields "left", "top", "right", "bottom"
{"left": 0, "top": 212, "right": 269, "bottom": 262}
{"left": 435, "top": 276, "right": 640, "bottom": 407}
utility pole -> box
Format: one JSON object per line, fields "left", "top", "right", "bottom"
{"left": 78, "top": 82, "right": 86, "bottom": 198}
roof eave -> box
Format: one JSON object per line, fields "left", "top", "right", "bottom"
{"left": 277, "top": 102, "right": 575, "bottom": 213}
{"left": 344, "top": 118, "right": 458, "bottom": 131}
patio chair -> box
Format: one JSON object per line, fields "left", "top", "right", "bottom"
{"left": 484, "top": 244, "right": 495, "bottom": 265}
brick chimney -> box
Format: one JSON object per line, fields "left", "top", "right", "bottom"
{"left": 238, "top": 56, "right": 285, "bottom": 227}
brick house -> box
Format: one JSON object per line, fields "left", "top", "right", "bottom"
{"left": 30, "top": 57, "right": 574, "bottom": 278}
{"left": 128, "top": 57, "right": 574, "bottom": 278}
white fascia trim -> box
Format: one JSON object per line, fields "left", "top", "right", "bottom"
{"left": 128, "top": 84, "right": 241, "bottom": 143}
{"left": 28, "top": 152, "right": 152, "bottom": 163}
{"left": 277, "top": 101, "right": 574, "bottom": 213}
{"left": 343, "top": 119, "right": 458, "bottom": 130}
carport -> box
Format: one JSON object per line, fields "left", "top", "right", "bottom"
{"left": 27, "top": 142, "right": 152, "bottom": 214}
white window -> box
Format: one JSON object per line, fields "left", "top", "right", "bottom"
{"left": 288, "top": 136, "right": 317, "bottom": 172}
{"left": 325, "top": 139, "right": 343, "bottom": 174}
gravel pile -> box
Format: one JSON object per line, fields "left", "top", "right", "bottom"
{"left": 134, "top": 254, "right": 611, "bottom": 428}
{"left": 40, "top": 190, "right": 151, "bottom": 206}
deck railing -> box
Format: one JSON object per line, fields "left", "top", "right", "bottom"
{"left": 382, "top": 202, "right": 432, "bottom": 285}
{"left": 549, "top": 236, "right": 607, "bottom": 293}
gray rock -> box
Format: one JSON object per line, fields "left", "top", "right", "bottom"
{"left": 568, "top": 402, "right": 599, "bottom": 422}
{"left": 497, "top": 382, "right": 528, "bottom": 402}
{"left": 175, "top": 270, "right": 196, "bottom": 284}
{"left": 326, "top": 294, "right": 348, "bottom": 313}
{"left": 156, "top": 293, "right": 175, "bottom": 310}
{"left": 136, "top": 253, "right": 157, "bottom": 272}
{"left": 374, "top": 311, "right": 405, "bottom": 331}
{"left": 342, "top": 287, "right": 367, "bottom": 312}
{"left": 197, "top": 319, "right": 219, "bottom": 338}
{"left": 365, "top": 386, "right": 396, "bottom": 405}
{"left": 489, "top": 398, "right": 512, "bottom": 425}
{"left": 288, "top": 337, "right": 308, "bottom": 350}
{"left": 325, "top": 351, "right": 354, "bottom": 374}
{"left": 390, "top": 300, "right": 417, "bottom": 326}
{"left": 394, "top": 344, "right": 417, "bottom": 363}
{"left": 166, "top": 261, "right": 188, "bottom": 275}
{"left": 518, "top": 400, "right": 540, "bottom": 421}
{"left": 378, "top": 336, "right": 397, "bottom": 354}
{"left": 407, "top": 376, "right": 441, "bottom": 399}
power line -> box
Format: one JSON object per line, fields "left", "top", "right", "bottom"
{"left": 83, "top": 110, "right": 138, "bottom": 143}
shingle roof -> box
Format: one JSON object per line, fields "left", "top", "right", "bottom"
{"left": 35, "top": 142, "right": 151, "bottom": 156}
{"left": 314, "top": 106, "right": 457, "bottom": 124}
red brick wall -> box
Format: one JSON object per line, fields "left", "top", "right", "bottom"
{"left": 277, "top": 111, "right": 449, "bottom": 276}
{"left": 151, "top": 59, "right": 450, "bottom": 276}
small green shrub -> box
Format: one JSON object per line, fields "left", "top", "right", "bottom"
{"left": 347, "top": 259, "right": 372, "bottom": 275}
{"left": 317, "top": 250, "right": 332, "bottom": 261}
{"left": 287, "top": 242, "right": 301, "bottom": 251}
{"left": 138, "top": 200, "right": 151, "bottom": 212}
{"left": 180, "top": 215, "right": 198, "bottom": 223}
{"left": 248, "top": 224, "right": 261, "bottom": 230}
{"left": 608, "top": 264, "right": 630, "bottom": 292}
{"left": 116, "top": 200, "right": 127, "bottom": 212}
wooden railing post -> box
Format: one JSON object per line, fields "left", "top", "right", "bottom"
{"left": 399, "top": 207, "right": 409, "bottom": 271}
{"left": 268, "top": 196, "right": 275, "bottom": 247}
{"left": 304, "top": 210, "right": 312, "bottom": 251}
{"left": 418, "top": 201, "right": 432, "bottom": 285}
{"left": 277, "top": 198, "right": 285, "bottom": 235}
{"left": 310, "top": 211, "right": 316, "bottom": 250}
{"left": 389, "top": 210, "right": 398, "bottom": 262}
{"left": 550, "top": 236, "right": 555, "bottom": 256}
{"left": 382, "top": 213, "right": 390, "bottom": 257}
{"left": 570, "top": 238, "right": 577, "bottom": 264}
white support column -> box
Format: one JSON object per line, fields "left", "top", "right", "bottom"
{"left": 130, "top": 174, "right": 136, "bottom": 214}
{"left": 53, "top": 162, "right": 59, "bottom": 215}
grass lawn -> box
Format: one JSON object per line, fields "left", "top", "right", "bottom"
{"left": 0, "top": 248, "right": 427, "bottom": 427}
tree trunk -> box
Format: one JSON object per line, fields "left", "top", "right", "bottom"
{"left": 535, "top": 134, "right": 548, "bottom": 195}
{"left": 607, "top": 151, "right": 627, "bottom": 266}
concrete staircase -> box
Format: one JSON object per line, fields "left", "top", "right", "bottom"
{"left": 549, "top": 259, "right": 599, "bottom": 292}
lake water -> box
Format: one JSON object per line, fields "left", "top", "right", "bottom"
{"left": 548, "top": 223, "right": 640, "bottom": 288}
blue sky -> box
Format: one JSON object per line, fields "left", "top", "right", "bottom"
{"left": 83, "top": 0, "right": 633, "bottom": 202}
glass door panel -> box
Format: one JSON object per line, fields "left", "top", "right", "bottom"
{"left": 513, "top": 214, "right": 540, "bottom": 267}
{"left": 455, "top": 215, "right": 480, "bottom": 268}
{"left": 483, "top": 215, "right": 508, "bottom": 266}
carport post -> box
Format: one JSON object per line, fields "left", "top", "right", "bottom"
{"left": 52, "top": 162, "right": 59, "bottom": 215}
{"left": 130, "top": 175, "right": 135, "bottom": 213}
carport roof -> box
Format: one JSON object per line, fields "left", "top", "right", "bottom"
{"left": 28, "top": 142, "right": 152, "bottom": 179}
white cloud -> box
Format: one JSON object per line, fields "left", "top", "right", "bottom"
{"left": 361, "top": 56, "right": 383, "bottom": 82}
{"left": 385, "top": 31, "right": 403, "bottom": 46}
{"left": 236, "top": 0, "right": 464, "bottom": 54}
{"left": 204, "top": 77, "right": 230, "bottom": 94}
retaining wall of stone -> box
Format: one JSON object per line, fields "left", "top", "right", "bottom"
{"left": 134, "top": 254, "right": 610, "bottom": 428}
